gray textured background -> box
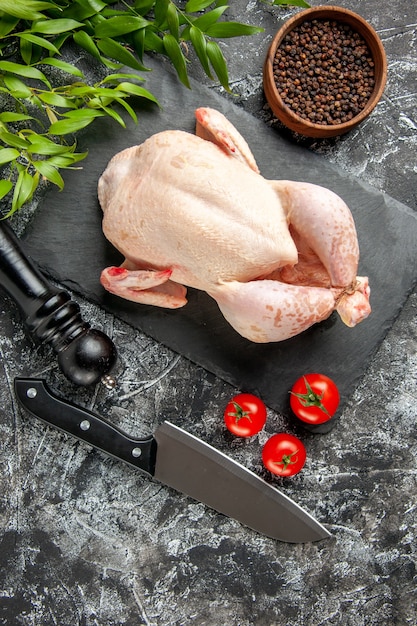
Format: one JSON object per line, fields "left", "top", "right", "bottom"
{"left": 1, "top": 1, "right": 416, "bottom": 625}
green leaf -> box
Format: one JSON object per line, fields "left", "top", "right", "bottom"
{"left": 0, "top": 129, "right": 31, "bottom": 149}
{"left": 0, "top": 61, "right": 51, "bottom": 88}
{"left": 97, "top": 38, "right": 147, "bottom": 71}
{"left": 86, "top": 87, "right": 126, "bottom": 100}
{"left": 32, "top": 160, "right": 65, "bottom": 189}
{"left": 49, "top": 33, "right": 72, "bottom": 53}
{"left": 112, "top": 97, "right": 137, "bottom": 124}
{"left": 31, "top": 19, "right": 85, "bottom": 35}
{"left": 272, "top": 0, "right": 310, "bottom": 6}
{"left": 0, "top": 112, "right": 33, "bottom": 123}
{"left": 0, "top": 15, "right": 19, "bottom": 38}
{"left": 17, "top": 33, "right": 61, "bottom": 55}
{"left": 77, "top": 0, "right": 107, "bottom": 12}
{"left": 37, "top": 92, "right": 78, "bottom": 108}
{"left": 101, "top": 72, "right": 146, "bottom": 84}
{"left": 154, "top": 0, "right": 170, "bottom": 26}
{"left": 61, "top": 150, "right": 88, "bottom": 165}
{"left": 61, "top": 152, "right": 88, "bottom": 167}
{"left": 130, "top": 27, "right": 146, "bottom": 61}
{"left": 94, "top": 15, "right": 149, "bottom": 38}
{"left": 189, "top": 26, "right": 212, "bottom": 78}
{"left": 29, "top": 95, "right": 45, "bottom": 110}
{"left": 37, "top": 153, "right": 86, "bottom": 167}
{"left": 0, "top": 0, "right": 54, "bottom": 21}
{"left": 26, "top": 136, "right": 87, "bottom": 163}
{"left": 115, "top": 82, "right": 159, "bottom": 105}
{"left": 0, "top": 179, "right": 13, "bottom": 201}
{"left": 65, "top": 84, "right": 95, "bottom": 97}
{"left": 206, "top": 40, "right": 230, "bottom": 92}
{"left": 166, "top": 3, "right": 180, "bottom": 41}
{"left": 29, "top": 44, "right": 47, "bottom": 65}
{"left": 73, "top": 30, "right": 102, "bottom": 60}
{"left": 205, "top": 22, "right": 264, "bottom": 38}
{"left": 38, "top": 57, "right": 84, "bottom": 77}
{"left": 19, "top": 38, "right": 33, "bottom": 65}
{"left": 185, "top": 0, "right": 214, "bottom": 11}
{"left": 2, "top": 75, "right": 32, "bottom": 98}
{"left": 48, "top": 111, "right": 104, "bottom": 135}
{"left": 99, "top": 106, "right": 126, "bottom": 127}
{"left": 62, "top": 108, "right": 106, "bottom": 120}
{"left": 26, "top": 136, "right": 75, "bottom": 155}
{"left": 61, "top": 0, "right": 107, "bottom": 20}
{"left": 192, "top": 6, "right": 228, "bottom": 31}
{"left": 133, "top": 0, "right": 156, "bottom": 16}
{"left": 12, "top": 168, "right": 37, "bottom": 214}
{"left": 143, "top": 29, "right": 165, "bottom": 54}
{"left": 163, "top": 34, "right": 190, "bottom": 89}
{"left": 0, "top": 148, "right": 20, "bottom": 165}
{"left": 46, "top": 156, "right": 76, "bottom": 168}
{"left": 99, "top": 57, "right": 123, "bottom": 71}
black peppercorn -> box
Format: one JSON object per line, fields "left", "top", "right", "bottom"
{"left": 272, "top": 19, "right": 375, "bottom": 126}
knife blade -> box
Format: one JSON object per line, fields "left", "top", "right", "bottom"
{"left": 14, "top": 377, "right": 331, "bottom": 543}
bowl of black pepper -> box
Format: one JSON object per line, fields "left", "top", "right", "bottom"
{"left": 263, "top": 6, "right": 387, "bottom": 138}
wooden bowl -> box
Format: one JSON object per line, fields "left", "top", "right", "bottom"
{"left": 263, "top": 6, "right": 388, "bottom": 138}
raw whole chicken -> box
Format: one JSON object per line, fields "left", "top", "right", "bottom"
{"left": 98, "top": 107, "right": 371, "bottom": 343}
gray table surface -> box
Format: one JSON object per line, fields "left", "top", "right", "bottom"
{"left": 1, "top": 1, "right": 416, "bottom": 625}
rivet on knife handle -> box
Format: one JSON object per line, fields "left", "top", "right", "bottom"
{"left": 0, "top": 221, "right": 117, "bottom": 386}
{"left": 14, "top": 378, "right": 156, "bottom": 474}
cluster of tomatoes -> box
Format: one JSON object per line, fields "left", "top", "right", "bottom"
{"left": 223, "top": 373, "right": 340, "bottom": 477}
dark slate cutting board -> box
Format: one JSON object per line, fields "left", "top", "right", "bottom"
{"left": 22, "top": 57, "right": 417, "bottom": 418}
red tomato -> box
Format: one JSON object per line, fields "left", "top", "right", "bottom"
{"left": 290, "top": 373, "right": 340, "bottom": 425}
{"left": 224, "top": 393, "right": 267, "bottom": 437}
{"left": 262, "top": 433, "right": 306, "bottom": 477}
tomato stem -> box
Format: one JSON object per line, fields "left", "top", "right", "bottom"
{"left": 227, "top": 401, "right": 252, "bottom": 423}
{"left": 274, "top": 449, "right": 299, "bottom": 470}
{"left": 290, "top": 377, "right": 331, "bottom": 417}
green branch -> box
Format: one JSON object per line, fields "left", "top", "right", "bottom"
{"left": 0, "top": 0, "right": 304, "bottom": 215}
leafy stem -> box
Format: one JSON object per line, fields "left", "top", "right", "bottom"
{"left": 0, "top": 0, "right": 307, "bottom": 215}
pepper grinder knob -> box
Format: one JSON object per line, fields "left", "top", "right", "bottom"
{"left": 0, "top": 221, "right": 117, "bottom": 386}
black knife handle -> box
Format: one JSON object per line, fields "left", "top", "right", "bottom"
{"left": 0, "top": 221, "right": 117, "bottom": 386}
{"left": 14, "top": 378, "right": 156, "bottom": 475}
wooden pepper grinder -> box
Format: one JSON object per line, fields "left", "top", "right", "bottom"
{"left": 0, "top": 221, "right": 117, "bottom": 386}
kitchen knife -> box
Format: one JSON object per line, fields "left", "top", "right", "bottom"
{"left": 14, "top": 377, "right": 331, "bottom": 543}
